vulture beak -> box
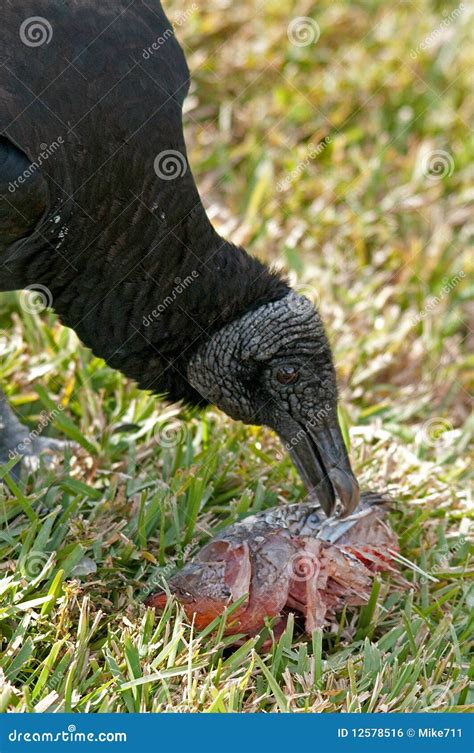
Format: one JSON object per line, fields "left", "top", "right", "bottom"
{"left": 278, "top": 417, "right": 360, "bottom": 517}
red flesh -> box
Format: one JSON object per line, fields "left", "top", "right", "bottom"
{"left": 145, "top": 493, "right": 402, "bottom": 637}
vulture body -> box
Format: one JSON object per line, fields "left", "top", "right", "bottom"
{"left": 1, "top": 0, "right": 287, "bottom": 402}
{"left": 0, "top": 0, "right": 359, "bottom": 516}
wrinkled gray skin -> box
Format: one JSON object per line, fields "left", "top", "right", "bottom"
{"left": 188, "top": 293, "right": 360, "bottom": 516}
{"left": 0, "top": 390, "right": 73, "bottom": 473}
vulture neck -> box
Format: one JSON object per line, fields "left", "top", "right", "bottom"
{"left": 37, "top": 187, "right": 290, "bottom": 406}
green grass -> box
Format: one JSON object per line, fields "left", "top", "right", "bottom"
{"left": 0, "top": 0, "right": 472, "bottom": 712}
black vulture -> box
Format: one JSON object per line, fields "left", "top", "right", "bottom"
{"left": 0, "top": 0, "right": 359, "bottom": 516}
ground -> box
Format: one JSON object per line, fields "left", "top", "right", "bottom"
{"left": 0, "top": 0, "right": 472, "bottom": 712}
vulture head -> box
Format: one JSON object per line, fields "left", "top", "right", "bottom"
{"left": 187, "top": 292, "right": 359, "bottom": 517}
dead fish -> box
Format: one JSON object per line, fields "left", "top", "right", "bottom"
{"left": 145, "top": 491, "right": 402, "bottom": 636}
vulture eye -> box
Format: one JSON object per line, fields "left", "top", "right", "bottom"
{"left": 276, "top": 366, "right": 300, "bottom": 385}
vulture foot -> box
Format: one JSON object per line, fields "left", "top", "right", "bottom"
{"left": 0, "top": 389, "right": 75, "bottom": 480}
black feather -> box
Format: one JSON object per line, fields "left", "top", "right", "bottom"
{"left": 0, "top": 0, "right": 290, "bottom": 404}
